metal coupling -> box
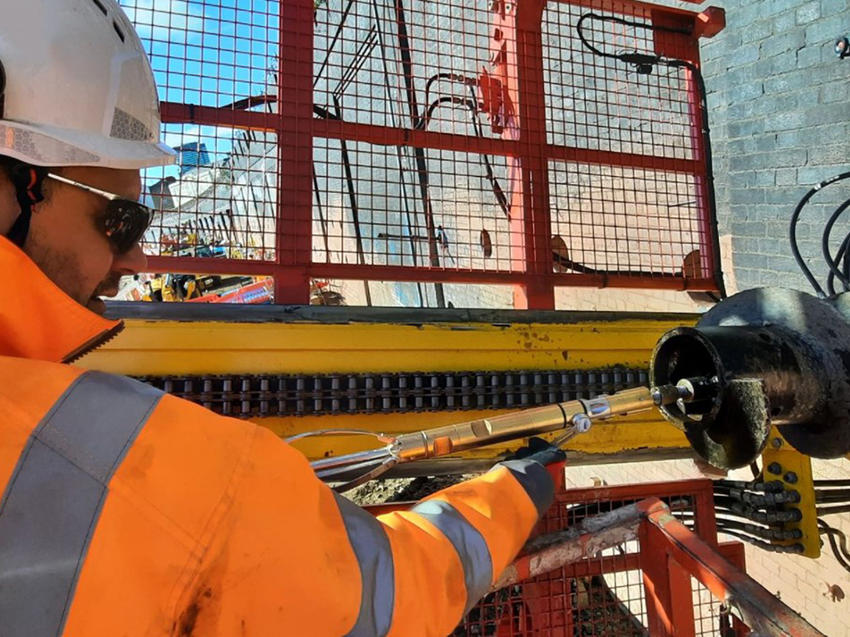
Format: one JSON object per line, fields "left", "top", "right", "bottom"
{"left": 571, "top": 412, "right": 593, "bottom": 433}
{"left": 650, "top": 377, "right": 716, "bottom": 406}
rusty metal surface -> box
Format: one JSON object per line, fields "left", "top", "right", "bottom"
{"left": 701, "top": 288, "right": 850, "bottom": 458}
{"left": 104, "top": 301, "right": 697, "bottom": 325}
{"left": 494, "top": 501, "right": 648, "bottom": 590}
{"left": 651, "top": 328, "right": 774, "bottom": 468}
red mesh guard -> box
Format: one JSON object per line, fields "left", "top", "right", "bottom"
{"left": 123, "top": 0, "right": 721, "bottom": 306}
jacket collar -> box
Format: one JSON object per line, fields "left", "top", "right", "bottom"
{"left": 0, "top": 235, "right": 123, "bottom": 363}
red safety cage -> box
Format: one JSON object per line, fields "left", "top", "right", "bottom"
{"left": 123, "top": 0, "right": 725, "bottom": 308}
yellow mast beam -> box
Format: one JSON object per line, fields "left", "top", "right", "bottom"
{"left": 80, "top": 317, "right": 694, "bottom": 375}
{"left": 77, "top": 314, "right": 695, "bottom": 463}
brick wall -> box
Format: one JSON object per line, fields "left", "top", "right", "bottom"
{"left": 695, "top": 0, "right": 850, "bottom": 292}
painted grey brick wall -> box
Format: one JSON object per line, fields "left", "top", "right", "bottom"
{"left": 695, "top": 0, "right": 850, "bottom": 292}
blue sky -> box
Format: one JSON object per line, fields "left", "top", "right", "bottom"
{"left": 119, "top": 0, "right": 280, "bottom": 181}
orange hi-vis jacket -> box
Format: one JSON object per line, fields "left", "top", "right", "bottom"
{"left": 0, "top": 236, "right": 555, "bottom": 636}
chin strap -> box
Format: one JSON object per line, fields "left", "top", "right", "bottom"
{"left": 0, "top": 59, "right": 46, "bottom": 249}
{"left": 5, "top": 161, "right": 47, "bottom": 248}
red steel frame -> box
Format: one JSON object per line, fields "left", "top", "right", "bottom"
{"left": 148, "top": 0, "right": 725, "bottom": 308}
{"left": 638, "top": 498, "right": 824, "bottom": 637}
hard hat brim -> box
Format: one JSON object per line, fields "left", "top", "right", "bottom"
{"left": 0, "top": 119, "right": 177, "bottom": 170}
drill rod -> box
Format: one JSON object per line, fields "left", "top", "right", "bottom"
{"left": 311, "top": 381, "right": 698, "bottom": 481}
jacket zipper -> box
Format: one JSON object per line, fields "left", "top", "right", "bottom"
{"left": 62, "top": 322, "right": 126, "bottom": 364}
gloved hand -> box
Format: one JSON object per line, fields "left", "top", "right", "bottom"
{"left": 505, "top": 436, "right": 566, "bottom": 491}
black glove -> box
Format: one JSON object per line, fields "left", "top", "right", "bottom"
{"left": 508, "top": 436, "right": 566, "bottom": 468}
{"left": 501, "top": 436, "right": 567, "bottom": 498}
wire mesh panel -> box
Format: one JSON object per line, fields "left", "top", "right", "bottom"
{"left": 126, "top": 1, "right": 279, "bottom": 108}
{"left": 544, "top": 5, "right": 698, "bottom": 160}
{"left": 313, "top": 0, "right": 498, "bottom": 134}
{"left": 549, "top": 163, "right": 708, "bottom": 279}
{"left": 543, "top": 2, "right": 716, "bottom": 289}
{"left": 141, "top": 125, "right": 279, "bottom": 262}
{"left": 692, "top": 578, "right": 722, "bottom": 637}
{"left": 121, "top": 0, "right": 722, "bottom": 307}
{"left": 313, "top": 140, "right": 519, "bottom": 270}
{"left": 123, "top": 0, "right": 282, "bottom": 270}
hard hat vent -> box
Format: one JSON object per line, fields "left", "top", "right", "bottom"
{"left": 112, "top": 21, "right": 125, "bottom": 42}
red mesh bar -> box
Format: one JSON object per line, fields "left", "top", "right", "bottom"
{"left": 122, "top": 0, "right": 723, "bottom": 307}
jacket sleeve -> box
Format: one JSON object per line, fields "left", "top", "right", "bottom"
{"left": 182, "top": 423, "right": 555, "bottom": 637}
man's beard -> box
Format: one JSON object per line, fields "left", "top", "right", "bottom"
{"left": 87, "top": 272, "right": 123, "bottom": 314}
{"left": 92, "top": 271, "right": 123, "bottom": 299}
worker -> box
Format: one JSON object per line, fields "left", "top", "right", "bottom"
{"left": 0, "top": 2, "right": 566, "bottom": 636}
{"left": 149, "top": 273, "right": 164, "bottom": 301}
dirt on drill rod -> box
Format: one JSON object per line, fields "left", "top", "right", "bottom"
{"left": 347, "top": 474, "right": 475, "bottom": 506}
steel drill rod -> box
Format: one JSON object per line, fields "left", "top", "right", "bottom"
{"left": 315, "top": 456, "right": 392, "bottom": 481}
{"left": 310, "top": 383, "right": 692, "bottom": 477}
{"left": 311, "top": 447, "right": 391, "bottom": 472}
{"left": 388, "top": 385, "right": 675, "bottom": 462}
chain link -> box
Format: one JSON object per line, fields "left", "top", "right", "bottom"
{"left": 136, "top": 367, "right": 648, "bottom": 418}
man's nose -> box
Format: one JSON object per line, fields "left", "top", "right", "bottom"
{"left": 112, "top": 242, "right": 148, "bottom": 275}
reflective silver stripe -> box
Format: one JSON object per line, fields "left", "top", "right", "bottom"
{"left": 0, "top": 371, "right": 162, "bottom": 637}
{"left": 499, "top": 458, "right": 556, "bottom": 518}
{"left": 410, "top": 499, "right": 493, "bottom": 613}
{"left": 334, "top": 493, "right": 395, "bottom": 637}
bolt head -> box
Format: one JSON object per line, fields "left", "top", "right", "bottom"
{"left": 771, "top": 437, "right": 783, "bottom": 448}
{"left": 767, "top": 462, "right": 783, "bottom": 475}
{"left": 651, "top": 389, "right": 662, "bottom": 405}
{"left": 572, "top": 413, "right": 592, "bottom": 433}
{"left": 783, "top": 471, "right": 798, "bottom": 484}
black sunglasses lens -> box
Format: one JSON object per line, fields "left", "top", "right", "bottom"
{"left": 101, "top": 200, "right": 153, "bottom": 253}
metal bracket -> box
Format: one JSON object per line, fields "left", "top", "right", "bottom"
{"left": 761, "top": 427, "right": 820, "bottom": 558}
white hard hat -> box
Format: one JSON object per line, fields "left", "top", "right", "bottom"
{"left": 0, "top": 0, "right": 176, "bottom": 169}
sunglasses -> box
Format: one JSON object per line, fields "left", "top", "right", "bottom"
{"left": 46, "top": 173, "right": 154, "bottom": 254}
